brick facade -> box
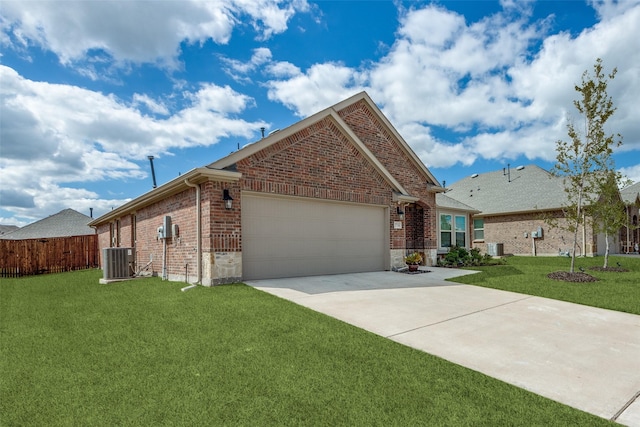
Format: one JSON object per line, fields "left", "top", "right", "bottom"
{"left": 338, "top": 101, "right": 438, "bottom": 250}
{"left": 474, "top": 211, "right": 597, "bottom": 257}
{"left": 92, "top": 92, "right": 441, "bottom": 284}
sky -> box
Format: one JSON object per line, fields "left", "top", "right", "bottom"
{"left": 1, "top": 0, "right": 639, "bottom": 227}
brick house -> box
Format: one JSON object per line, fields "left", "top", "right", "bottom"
{"left": 89, "top": 92, "right": 444, "bottom": 284}
{"left": 440, "top": 165, "right": 623, "bottom": 257}
{"left": 621, "top": 181, "right": 640, "bottom": 253}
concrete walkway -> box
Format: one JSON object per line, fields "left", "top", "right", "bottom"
{"left": 247, "top": 268, "right": 640, "bottom": 426}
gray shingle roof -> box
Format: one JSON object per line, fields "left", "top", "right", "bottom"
{"left": 444, "top": 165, "right": 568, "bottom": 216}
{"left": 0, "top": 209, "right": 95, "bottom": 240}
{"left": 0, "top": 225, "right": 19, "bottom": 236}
{"left": 621, "top": 181, "right": 640, "bottom": 205}
{"left": 435, "top": 193, "right": 480, "bottom": 212}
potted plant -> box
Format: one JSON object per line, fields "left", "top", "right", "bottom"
{"left": 405, "top": 252, "right": 423, "bottom": 272}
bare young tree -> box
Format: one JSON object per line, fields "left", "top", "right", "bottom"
{"left": 589, "top": 171, "right": 629, "bottom": 268}
{"left": 551, "top": 58, "right": 622, "bottom": 273}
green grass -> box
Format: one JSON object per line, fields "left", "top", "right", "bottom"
{"left": 450, "top": 255, "right": 640, "bottom": 315}
{"left": 1, "top": 270, "right": 611, "bottom": 426}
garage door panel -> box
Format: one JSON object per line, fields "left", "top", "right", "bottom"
{"left": 242, "top": 194, "right": 387, "bottom": 280}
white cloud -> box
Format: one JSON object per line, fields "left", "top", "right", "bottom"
{"left": 0, "top": 65, "right": 266, "bottom": 220}
{"left": 266, "top": 62, "right": 366, "bottom": 117}
{"left": 132, "top": 94, "right": 170, "bottom": 116}
{"left": 221, "top": 47, "right": 274, "bottom": 81}
{"left": 265, "top": 2, "right": 640, "bottom": 170}
{"left": 0, "top": 0, "right": 308, "bottom": 69}
{"left": 588, "top": 0, "right": 640, "bottom": 19}
{"left": 620, "top": 164, "right": 640, "bottom": 184}
{"left": 266, "top": 61, "right": 301, "bottom": 78}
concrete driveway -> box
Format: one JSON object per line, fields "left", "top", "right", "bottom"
{"left": 247, "top": 268, "right": 640, "bottom": 426}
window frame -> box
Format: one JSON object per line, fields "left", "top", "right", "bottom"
{"left": 439, "top": 212, "right": 468, "bottom": 249}
{"left": 473, "top": 218, "right": 485, "bottom": 242}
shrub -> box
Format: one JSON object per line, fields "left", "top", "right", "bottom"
{"left": 438, "top": 246, "right": 497, "bottom": 267}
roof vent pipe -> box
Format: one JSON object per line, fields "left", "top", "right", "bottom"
{"left": 90, "top": 207, "right": 93, "bottom": 218}
{"left": 148, "top": 156, "right": 157, "bottom": 189}
{"left": 260, "top": 127, "right": 265, "bottom": 138}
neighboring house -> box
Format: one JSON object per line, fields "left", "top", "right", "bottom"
{"left": 89, "top": 92, "right": 445, "bottom": 284}
{"left": 0, "top": 209, "right": 95, "bottom": 240}
{"left": 0, "top": 225, "right": 19, "bottom": 237}
{"left": 442, "top": 165, "right": 619, "bottom": 257}
{"left": 621, "top": 181, "right": 640, "bottom": 253}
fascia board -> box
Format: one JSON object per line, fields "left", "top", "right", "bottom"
{"left": 473, "top": 207, "right": 564, "bottom": 218}
{"left": 88, "top": 167, "right": 241, "bottom": 226}
{"left": 392, "top": 192, "right": 421, "bottom": 204}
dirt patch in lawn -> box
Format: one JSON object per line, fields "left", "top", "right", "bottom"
{"left": 547, "top": 271, "right": 599, "bottom": 282}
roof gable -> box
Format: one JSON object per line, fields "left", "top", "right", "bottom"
{"left": 208, "top": 91, "right": 442, "bottom": 198}
{"left": 333, "top": 92, "right": 441, "bottom": 188}
{"left": 621, "top": 181, "right": 640, "bottom": 205}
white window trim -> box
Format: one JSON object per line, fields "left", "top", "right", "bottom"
{"left": 439, "top": 212, "right": 468, "bottom": 250}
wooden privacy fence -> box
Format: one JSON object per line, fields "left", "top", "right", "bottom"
{"left": 0, "top": 235, "right": 99, "bottom": 278}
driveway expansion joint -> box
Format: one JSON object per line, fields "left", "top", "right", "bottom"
{"left": 611, "top": 390, "right": 640, "bottom": 422}
{"left": 386, "top": 295, "right": 534, "bottom": 339}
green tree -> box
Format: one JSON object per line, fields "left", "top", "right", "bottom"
{"left": 551, "top": 58, "right": 622, "bottom": 273}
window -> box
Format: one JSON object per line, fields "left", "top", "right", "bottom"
{"left": 473, "top": 218, "right": 484, "bottom": 241}
{"left": 455, "top": 216, "right": 466, "bottom": 247}
{"left": 440, "top": 214, "right": 467, "bottom": 248}
{"left": 440, "top": 214, "right": 452, "bottom": 248}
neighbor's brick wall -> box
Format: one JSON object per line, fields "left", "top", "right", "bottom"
{"left": 475, "top": 211, "right": 596, "bottom": 256}
{"left": 338, "top": 100, "right": 437, "bottom": 249}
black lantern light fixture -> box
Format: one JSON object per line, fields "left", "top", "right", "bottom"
{"left": 396, "top": 206, "right": 404, "bottom": 221}
{"left": 223, "top": 189, "right": 233, "bottom": 209}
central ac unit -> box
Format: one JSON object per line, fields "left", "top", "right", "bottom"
{"left": 103, "top": 247, "right": 135, "bottom": 279}
{"left": 487, "top": 243, "right": 504, "bottom": 257}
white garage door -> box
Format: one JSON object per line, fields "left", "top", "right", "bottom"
{"left": 242, "top": 194, "right": 388, "bottom": 280}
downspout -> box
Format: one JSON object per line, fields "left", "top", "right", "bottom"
{"left": 182, "top": 179, "right": 201, "bottom": 292}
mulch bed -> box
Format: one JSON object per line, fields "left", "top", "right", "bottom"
{"left": 547, "top": 271, "right": 599, "bottom": 282}
{"left": 547, "top": 263, "right": 630, "bottom": 282}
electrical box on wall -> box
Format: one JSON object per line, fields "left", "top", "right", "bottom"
{"left": 157, "top": 226, "right": 164, "bottom": 240}
{"left": 532, "top": 226, "right": 544, "bottom": 239}
{"left": 172, "top": 223, "right": 179, "bottom": 238}
{"left": 163, "top": 216, "right": 172, "bottom": 239}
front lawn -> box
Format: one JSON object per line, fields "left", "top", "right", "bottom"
{"left": 0, "top": 270, "right": 609, "bottom": 426}
{"left": 450, "top": 255, "right": 640, "bottom": 315}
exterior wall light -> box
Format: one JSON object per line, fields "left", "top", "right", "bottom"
{"left": 397, "top": 206, "right": 405, "bottom": 221}
{"left": 223, "top": 189, "right": 233, "bottom": 209}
